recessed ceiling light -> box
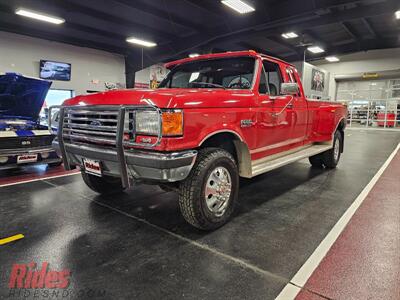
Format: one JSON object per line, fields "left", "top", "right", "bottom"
{"left": 282, "top": 32, "right": 298, "bottom": 39}
{"left": 325, "top": 56, "right": 340, "bottom": 62}
{"left": 221, "top": 0, "right": 255, "bottom": 14}
{"left": 307, "top": 46, "right": 325, "bottom": 54}
{"left": 15, "top": 8, "right": 65, "bottom": 24}
{"left": 126, "top": 37, "right": 157, "bottom": 47}
{"left": 395, "top": 10, "right": 400, "bottom": 19}
{"left": 189, "top": 53, "right": 200, "bottom": 58}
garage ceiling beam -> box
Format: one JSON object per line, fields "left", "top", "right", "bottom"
{"left": 294, "top": 37, "right": 400, "bottom": 62}
{"left": 263, "top": 36, "right": 303, "bottom": 60}
{"left": 153, "top": 1, "right": 394, "bottom": 62}
{"left": 303, "top": 29, "right": 330, "bottom": 50}
{"left": 183, "top": 0, "right": 235, "bottom": 19}
{"left": 341, "top": 22, "right": 359, "bottom": 41}
{"left": 361, "top": 18, "right": 377, "bottom": 38}
{"left": 0, "top": 8, "right": 131, "bottom": 54}
{"left": 27, "top": 0, "right": 178, "bottom": 42}
{"left": 236, "top": 41, "right": 284, "bottom": 59}
{"left": 0, "top": 20, "right": 128, "bottom": 55}
{"left": 113, "top": 0, "right": 201, "bottom": 33}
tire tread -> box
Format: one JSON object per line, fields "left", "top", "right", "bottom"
{"left": 179, "top": 148, "right": 237, "bottom": 230}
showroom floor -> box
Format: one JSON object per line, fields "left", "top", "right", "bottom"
{"left": 1, "top": 130, "right": 399, "bottom": 299}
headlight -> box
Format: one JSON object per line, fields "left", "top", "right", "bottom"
{"left": 135, "top": 110, "right": 183, "bottom": 136}
{"left": 41, "top": 152, "right": 50, "bottom": 159}
{"left": 135, "top": 111, "right": 160, "bottom": 136}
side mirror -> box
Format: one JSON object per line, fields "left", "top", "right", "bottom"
{"left": 281, "top": 82, "right": 299, "bottom": 95}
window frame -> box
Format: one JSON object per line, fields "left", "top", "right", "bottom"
{"left": 286, "top": 67, "right": 301, "bottom": 97}
{"left": 260, "top": 59, "right": 283, "bottom": 96}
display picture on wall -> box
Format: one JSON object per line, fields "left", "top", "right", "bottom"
{"left": 40, "top": 60, "right": 71, "bottom": 81}
{"left": 311, "top": 68, "right": 325, "bottom": 92}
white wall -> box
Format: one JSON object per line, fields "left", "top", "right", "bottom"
{"left": 293, "top": 62, "right": 331, "bottom": 100}
{"left": 0, "top": 31, "right": 126, "bottom": 96}
{"left": 312, "top": 48, "right": 400, "bottom": 100}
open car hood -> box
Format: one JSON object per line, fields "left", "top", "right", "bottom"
{"left": 0, "top": 73, "right": 51, "bottom": 121}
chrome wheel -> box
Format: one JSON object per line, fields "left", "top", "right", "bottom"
{"left": 334, "top": 138, "right": 340, "bottom": 162}
{"left": 204, "top": 166, "right": 232, "bottom": 217}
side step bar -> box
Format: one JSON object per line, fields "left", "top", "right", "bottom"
{"left": 251, "top": 143, "right": 333, "bottom": 177}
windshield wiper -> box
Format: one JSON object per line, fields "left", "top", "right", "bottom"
{"left": 190, "top": 82, "right": 226, "bottom": 89}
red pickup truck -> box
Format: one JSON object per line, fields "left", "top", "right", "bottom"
{"left": 51, "top": 51, "right": 347, "bottom": 230}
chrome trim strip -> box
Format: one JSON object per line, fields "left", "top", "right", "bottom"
{"left": 250, "top": 143, "right": 333, "bottom": 177}
{"left": 64, "top": 123, "right": 117, "bottom": 131}
{"left": 199, "top": 129, "right": 244, "bottom": 146}
{"left": 116, "top": 108, "right": 130, "bottom": 188}
{"left": 63, "top": 128, "right": 116, "bottom": 137}
{"left": 0, "top": 146, "right": 55, "bottom": 156}
{"left": 58, "top": 106, "right": 71, "bottom": 170}
{"left": 63, "top": 134, "right": 116, "bottom": 145}
{"left": 250, "top": 136, "right": 305, "bottom": 154}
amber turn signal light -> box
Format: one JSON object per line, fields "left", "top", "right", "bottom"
{"left": 162, "top": 110, "right": 183, "bottom": 136}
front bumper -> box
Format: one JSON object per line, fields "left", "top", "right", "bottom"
{"left": 53, "top": 141, "right": 197, "bottom": 183}
{"left": 0, "top": 146, "right": 61, "bottom": 170}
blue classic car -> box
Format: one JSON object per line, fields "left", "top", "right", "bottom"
{"left": 0, "top": 73, "right": 61, "bottom": 170}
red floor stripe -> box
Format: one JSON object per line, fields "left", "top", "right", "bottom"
{"left": 296, "top": 151, "right": 400, "bottom": 300}
{"left": 0, "top": 164, "right": 79, "bottom": 186}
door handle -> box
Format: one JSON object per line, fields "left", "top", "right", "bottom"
{"left": 273, "top": 96, "right": 294, "bottom": 117}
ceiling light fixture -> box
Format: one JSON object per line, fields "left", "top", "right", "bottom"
{"left": 15, "top": 8, "right": 65, "bottom": 24}
{"left": 189, "top": 53, "right": 200, "bottom": 58}
{"left": 281, "top": 32, "right": 298, "bottom": 39}
{"left": 126, "top": 37, "right": 157, "bottom": 47}
{"left": 325, "top": 56, "right": 340, "bottom": 62}
{"left": 221, "top": 0, "right": 255, "bottom": 14}
{"left": 307, "top": 46, "right": 325, "bottom": 54}
{"left": 395, "top": 10, "right": 400, "bottom": 19}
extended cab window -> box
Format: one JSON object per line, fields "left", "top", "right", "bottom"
{"left": 159, "top": 57, "right": 256, "bottom": 90}
{"left": 286, "top": 67, "right": 298, "bottom": 83}
{"left": 286, "top": 67, "right": 301, "bottom": 97}
{"left": 261, "top": 60, "right": 282, "bottom": 96}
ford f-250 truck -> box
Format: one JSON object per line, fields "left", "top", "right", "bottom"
{"left": 51, "top": 51, "right": 347, "bottom": 230}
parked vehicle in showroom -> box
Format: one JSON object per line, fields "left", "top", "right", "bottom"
{"left": 0, "top": 73, "right": 61, "bottom": 170}
{"left": 51, "top": 51, "right": 347, "bottom": 230}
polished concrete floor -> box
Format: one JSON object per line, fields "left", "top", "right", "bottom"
{"left": 1, "top": 130, "right": 399, "bottom": 299}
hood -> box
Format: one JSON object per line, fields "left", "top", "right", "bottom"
{"left": 64, "top": 88, "right": 256, "bottom": 109}
{"left": 0, "top": 72, "right": 52, "bottom": 120}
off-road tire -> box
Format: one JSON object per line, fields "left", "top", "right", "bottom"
{"left": 322, "top": 131, "right": 342, "bottom": 168}
{"left": 81, "top": 171, "right": 125, "bottom": 194}
{"left": 179, "top": 148, "right": 239, "bottom": 230}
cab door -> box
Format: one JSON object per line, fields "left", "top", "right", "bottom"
{"left": 254, "top": 59, "right": 295, "bottom": 159}
{"left": 286, "top": 67, "right": 308, "bottom": 145}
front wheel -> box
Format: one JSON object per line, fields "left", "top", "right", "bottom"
{"left": 81, "top": 171, "right": 126, "bottom": 195}
{"left": 179, "top": 148, "right": 239, "bottom": 230}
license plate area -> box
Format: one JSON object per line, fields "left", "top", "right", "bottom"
{"left": 83, "top": 158, "right": 102, "bottom": 177}
{"left": 17, "top": 154, "right": 38, "bottom": 164}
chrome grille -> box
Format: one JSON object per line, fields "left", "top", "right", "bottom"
{"left": 62, "top": 108, "right": 119, "bottom": 147}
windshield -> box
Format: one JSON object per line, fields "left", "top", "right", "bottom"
{"left": 159, "top": 57, "right": 256, "bottom": 90}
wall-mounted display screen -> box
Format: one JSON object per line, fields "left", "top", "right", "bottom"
{"left": 39, "top": 60, "right": 71, "bottom": 81}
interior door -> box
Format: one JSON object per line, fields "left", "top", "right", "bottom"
{"left": 254, "top": 59, "right": 295, "bottom": 158}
